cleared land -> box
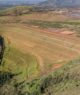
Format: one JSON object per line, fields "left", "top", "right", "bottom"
{"left": 1, "top": 21, "right": 80, "bottom": 75}
{"left": 0, "top": 10, "right": 80, "bottom": 95}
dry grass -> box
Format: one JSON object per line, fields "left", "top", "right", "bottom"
{"left": 1, "top": 23, "right": 80, "bottom": 75}
{"left": 19, "top": 12, "right": 70, "bottom": 22}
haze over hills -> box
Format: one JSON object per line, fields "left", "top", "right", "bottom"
{"left": 39, "top": 0, "right": 80, "bottom": 8}
{"left": 0, "top": 0, "right": 46, "bottom": 8}
{"left": 0, "top": 0, "right": 80, "bottom": 9}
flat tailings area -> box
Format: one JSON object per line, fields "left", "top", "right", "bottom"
{"left": 2, "top": 24, "right": 80, "bottom": 75}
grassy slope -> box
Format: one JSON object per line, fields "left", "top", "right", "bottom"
{"left": 23, "top": 58, "right": 80, "bottom": 95}
{"left": 0, "top": 6, "right": 34, "bottom": 16}
{"left": 0, "top": 45, "right": 40, "bottom": 83}
{"left": 2, "top": 23, "right": 80, "bottom": 73}
{"left": 0, "top": 8, "right": 80, "bottom": 95}
{"left": 0, "top": 56, "right": 80, "bottom": 95}
{"left": 0, "top": 23, "right": 80, "bottom": 95}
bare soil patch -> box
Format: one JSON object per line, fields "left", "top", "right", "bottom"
{"left": 61, "top": 30, "right": 74, "bottom": 35}
{"left": 2, "top": 24, "right": 80, "bottom": 75}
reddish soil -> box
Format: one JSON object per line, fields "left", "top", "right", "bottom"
{"left": 3, "top": 24, "right": 80, "bottom": 75}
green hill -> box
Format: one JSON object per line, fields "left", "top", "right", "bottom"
{"left": 0, "top": 6, "right": 35, "bottom": 16}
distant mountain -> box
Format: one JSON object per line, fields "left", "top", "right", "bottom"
{"left": 0, "top": 0, "right": 31, "bottom": 7}
{"left": 39, "top": 0, "right": 80, "bottom": 8}
{"left": 0, "top": 0, "right": 46, "bottom": 8}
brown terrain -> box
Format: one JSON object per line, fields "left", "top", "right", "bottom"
{"left": 2, "top": 22, "right": 80, "bottom": 74}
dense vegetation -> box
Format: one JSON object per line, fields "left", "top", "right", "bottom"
{"left": 1, "top": 52, "right": 80, "bottom": 95}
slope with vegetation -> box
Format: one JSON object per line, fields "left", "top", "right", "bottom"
{"left": 0, "top": 5, "right": 80, "bottom": 95}
{"left": 0, "top": 48, "right": 80, "bottom": 95}
{"left": 0, "top": 6, "right": 35, "bottom": 16}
